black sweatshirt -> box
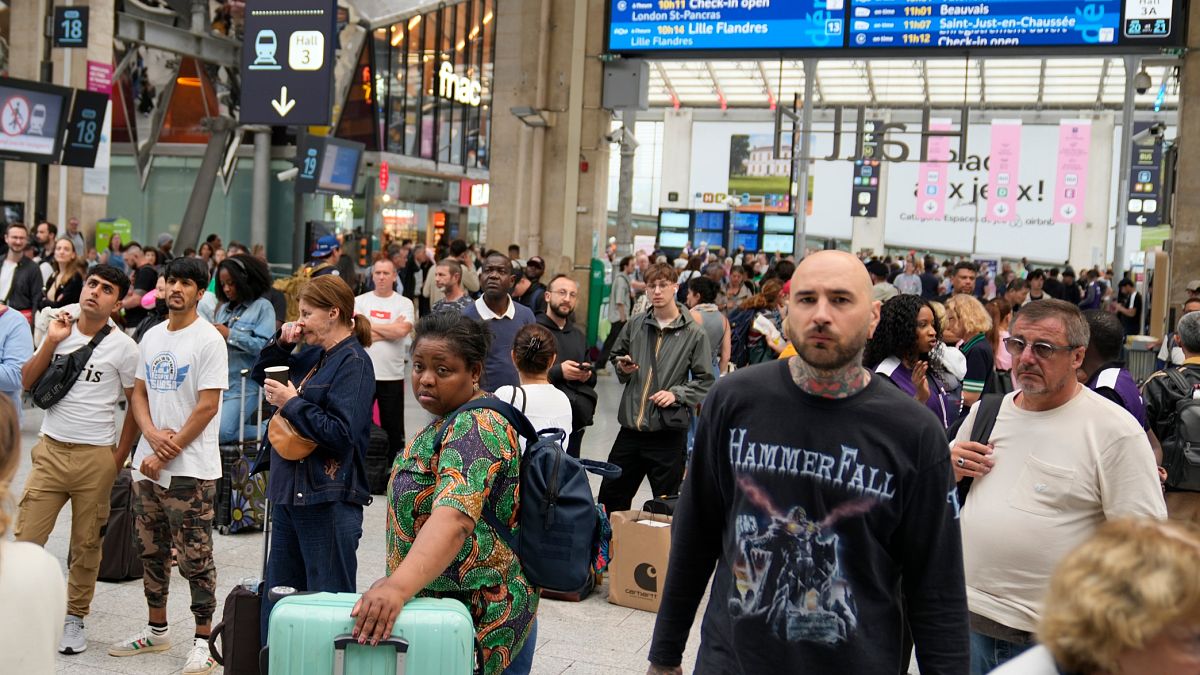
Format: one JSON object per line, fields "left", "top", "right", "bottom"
{"left": 648, "top": 360, "right": 969, "bottom": 674}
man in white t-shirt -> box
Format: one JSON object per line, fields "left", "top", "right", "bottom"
{"left": 354, "top": 257, "right": 414, "bottom": 468}
{"left": 110, "top": 257, "right": 227, "bottom": 675}
{"left": 950, "top": 299, "right": 1166, "bottom": 674}
{"left": 13, "top": 264, "right": 138, "bottom": 655}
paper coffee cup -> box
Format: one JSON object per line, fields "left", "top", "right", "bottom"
{"left": 265, "top": 366, "right": 289, "bottom": 384}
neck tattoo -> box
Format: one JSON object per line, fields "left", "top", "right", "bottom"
{"left": 789, "top": 355, "right": 871, "bottom": 399}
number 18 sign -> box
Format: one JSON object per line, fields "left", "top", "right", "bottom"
{"left": 53, "top": 7, "right": 88, "bottom": 48}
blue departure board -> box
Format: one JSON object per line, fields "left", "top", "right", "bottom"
{"left": 607, "top": 0, "right": 1181, "bottom": 52}
{"left": 607, "top": 0, "right": 846, "bottom": 52}
{"left": 849, "top": 0, "right": 1122, "bottom": 48}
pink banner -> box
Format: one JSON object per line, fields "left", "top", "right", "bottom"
{"left": 1052, "top": 120, "right": 1091, "bottom": 224}
{"left": 86, "top": 61, "right": 113, "bottom": 95}
{"left": 916, "top": 119, "right": 953, "bottom": 220}
{"left": 986, "top": 120, "right": 1022, "bottom": 223}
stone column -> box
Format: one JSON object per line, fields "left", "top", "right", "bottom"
{"left": 491, "top": 0, "right": 614, "bottom": 329}
{"left": 1168, "top": 0, "right": 1200, "bottom": 308}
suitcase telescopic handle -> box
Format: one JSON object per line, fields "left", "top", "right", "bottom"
{"left": 332, "top": 634, "right": 408, "bottom": 675}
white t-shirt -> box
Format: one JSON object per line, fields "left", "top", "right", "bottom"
{"left": 0, "top": 540, "right": 65, "bottom": 674}
{"left": 40, "top": 323, "right": 139, "bottom": 445}
{"left": 133, "top": 317, "right": 229, "bottom": 487}
{"left": 354, "top": 291, "right": 415, "bottom": 381}
{"left": 956, "top": 388, "right": 1167, "bottom": 632}
{"left": 1159, "top": 339, "right": 1185, "bottom": 366}
{"left": 494, "top": 384, "right": 573, "bottom": 447}
{"left": 0, "top": 260, "right": 16, "bottom": 300}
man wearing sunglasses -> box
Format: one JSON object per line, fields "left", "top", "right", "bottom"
{"left": 950, "top": 299, "right": 1166, "bottom": 674}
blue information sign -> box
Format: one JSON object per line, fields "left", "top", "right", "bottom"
{"left": 849, "top": 0, "right": 1121, "bottom": 48}
{"left": 607, "top": 0, "right": 1181, "bottom": 52}
{"left": 607, "top": 0, "right": 846, "bottom": 51}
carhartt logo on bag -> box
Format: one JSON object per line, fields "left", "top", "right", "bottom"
{"left": 634, "top": 563, "right": 658, "bottom": 592}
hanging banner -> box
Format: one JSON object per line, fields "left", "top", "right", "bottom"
{"left": 916, "top": 118, "right": 953, "bottom": 220}
{"left": 1052, "top": 120, "right": 1091, "bottom": 224}
{"left": 987, "top": 119, "right": 1022, "bottom": 223}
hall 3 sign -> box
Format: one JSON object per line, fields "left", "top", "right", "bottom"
{"left": 438, "top": 61, "right": 482, "bottom": 107}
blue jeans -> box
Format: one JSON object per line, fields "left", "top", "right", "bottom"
{"left": 219, "top": 383, "right": 263, "bottom": 445}
{"left": 260, "top": 501, "right": 364, "bottom": 644}
{"left": 970, "top": 630, "right": 1032, "bottom": 674}
{"left": 503, "top": 619, "right": 537, "bottom": 675}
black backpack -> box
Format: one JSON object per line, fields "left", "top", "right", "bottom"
{"left": 1161, "top": 370, "right": 1200, "bottom": 491}
{"left": 29, "top": 325, "right": 112, "bottom": 409}
{"left": 434, "top": 398, "right": 621, "bottom": 594}
{"left": 728, "top": 307, "right": 756, "bottom": 368}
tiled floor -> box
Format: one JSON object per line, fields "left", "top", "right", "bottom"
{"left": 11, "top": 373, "right": 704, "bottom": 674}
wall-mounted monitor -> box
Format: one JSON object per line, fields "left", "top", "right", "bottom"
{"left": 659, "top": 210, "right": 690, "bottom": 230}
{"left": 659, "top": 230, "right": 689, "bottom": 249}
{"left": 0, "top": 77, "right": 70, "bottom": 164}
{"left": 316, "top": 137, "right": 364, "bottom": 195}
{"left": 763, "top": 233, "right": 795, "bottom": 255}
{"left": 764, "top": 214, "right": 796, "bottom": 234}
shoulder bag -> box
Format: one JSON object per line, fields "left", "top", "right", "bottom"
{"left": 29, "top": 325, "right": 113, "bottom": 409}
{"left": 267, "top": 361, "right": 322, "bottom": 461}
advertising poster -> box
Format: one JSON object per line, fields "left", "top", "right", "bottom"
{"left": 986, "top": 119, "right": 1022, "bottom": 223}
{"left": 915, "top": 118, "right": 953, "bottom": 220}
{"left": 1052, "top": 120, "right": 1091, "bottom": 224}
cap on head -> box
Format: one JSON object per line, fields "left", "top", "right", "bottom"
{"left": 157, "top": 233, "right": 174, "bottom": 248}
{"left": 311, "top": 235, "right": 340, "bottom": 259}
{"left": 1187, "top": 280, "right": 1200, "bottom": 292}
{"left": 527, "top": 256, "right": 545, "bottom": 269}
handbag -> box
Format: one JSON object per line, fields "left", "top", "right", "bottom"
{"left": 266, "top": 361, "right": 321, "bottom": 461}
{"left": 645, "top": 322, "right": 691, "bottom": 431}
{"left": 29, "top": 325, "right": 112, "bottom": 409}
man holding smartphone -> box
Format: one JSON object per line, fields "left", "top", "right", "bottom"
{"left": 600, "top": 263, "right": 714, "bottom": 513}
{"left": 538, "top": 274, "right": 597, "bottom": 458}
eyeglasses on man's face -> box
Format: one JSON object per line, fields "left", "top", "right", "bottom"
{"left": 1003, "top": 336, "right": 1079, "bottom": 360}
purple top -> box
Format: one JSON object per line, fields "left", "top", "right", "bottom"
{"left": 1087, "top": 364, "right": 1149, "bottom": 430}
{"left": 875, "top": 357, "right": 958, "bottom": 428}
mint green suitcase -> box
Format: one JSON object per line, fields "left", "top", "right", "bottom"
{"left": 266, "top": 593, "right": 477, "bottom": 674}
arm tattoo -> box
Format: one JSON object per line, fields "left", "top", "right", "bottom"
{"left": 788, "top": 355, "right": 871, "bottom": 399}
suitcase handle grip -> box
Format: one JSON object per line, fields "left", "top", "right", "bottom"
{"left": 332, "top": 634, "right": 409, "bottom": 653}
{"left": 332, "top": 634, "right": 408, "bottom": 675}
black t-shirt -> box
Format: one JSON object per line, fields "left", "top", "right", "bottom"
{"left": 919, "top": 273, "right": 939, "bottom": 299}
{"left": 123, "top": 265, "right": 159, "bottom": 326}
{"left": 1117, "top": 292, "right": 1143, "bottom": 336}
{"left": 648, "top": 360, "right": 968, "bottom": 674}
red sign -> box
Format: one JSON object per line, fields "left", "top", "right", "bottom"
{"left": 86, "top": 61, "right": 113, "bottom": 95}
{"left": 379, "top": 162, "right": 389, "bottom": 193}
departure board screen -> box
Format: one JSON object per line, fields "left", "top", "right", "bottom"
{"left": 848, "top": 0, "right": 1122, "bottom": 48}
{"left": 607, "top": 0, "right": 847, "bottom": 52}
{"left": 606, "top": 0, "right": 1182, "bottom": 52}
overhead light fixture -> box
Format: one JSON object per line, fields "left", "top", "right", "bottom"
{"left": 511, "top": 106, "right": 552, "bottom": 128}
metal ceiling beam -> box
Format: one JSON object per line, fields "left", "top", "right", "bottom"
{"left": 115, "top": 11, "right": 240, "bottom": 69}
{"left": 1036, "top": 59, "right": 1048, "bottom": 108}
{"left": 978, "top": 59, "right": 987, "bottom": 106}
{"left": 1096, "top": 59, "right": 1111, "bottom": 106}
{"left": 705, "top": 62, "right": 727, "bottom": 106}
{"left": 862, "top": 61, "right": 878, "bottom": 107}
{"left": 920, "top": 60, "right": 931, "bottom": 106}
{"left": 654, "top": 62, "right": 681, "bottom": 107}
{"left": 755, "top": 61, "right": 775, "bottom": 105}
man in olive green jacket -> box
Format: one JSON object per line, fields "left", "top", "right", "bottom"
{"left": 600, "top": 262, "right": 715, "bottom": 513}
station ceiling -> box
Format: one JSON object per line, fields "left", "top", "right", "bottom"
{"left": 649, "top": 58, "right": 1179, "bottom": 111}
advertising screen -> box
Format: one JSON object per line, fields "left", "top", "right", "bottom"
{"left": 607, "top": 0, "right": 846, "bottom": 52}
{"left": 0, "top": 79, "right": 69, "bottom": 163}
{"left": 763, "top": 233, "right": 795, "bottom": 254}
{"left": 764, "top": 214, "right": 796, "bottom": 233}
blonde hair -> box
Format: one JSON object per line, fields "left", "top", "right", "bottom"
{"left": 0, "top": 396, "right": 22, "bottom": 540}
{"left": 1039, "top": 518, "right": 1200, "bottom": 673}
{"left": 945, "top": 294, "right": 992, "bottom": 337}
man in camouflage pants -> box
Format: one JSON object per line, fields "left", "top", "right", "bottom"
{"left": 110, "top": 258, "right": 228, "bottom": 675}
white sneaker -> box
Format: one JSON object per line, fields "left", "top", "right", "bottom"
{"left": 59, "top": 615, "right": 87, "bottom": 654}
{"left": 107, "top": 625, "right": 171, "bottom": 657}
{"left": 183, "top": 637, "right": 217, "bottom": 675}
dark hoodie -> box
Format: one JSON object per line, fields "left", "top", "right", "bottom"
{"left": 537, "top": 312, "right": 598, "bottom": 430}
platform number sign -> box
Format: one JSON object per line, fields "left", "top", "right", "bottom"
{"left": 60, "top": 90, "right": 108, "bottom": 168}
{"left": 53, "top": 7, "right": 88, "bottom": 48}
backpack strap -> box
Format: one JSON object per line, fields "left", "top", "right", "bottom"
{"left": 1165, "top": 368, "right": 1193, "bottom": 401}
{"left": 432, "top": 398, "right": 539, "bottom": 451}
{"left": 956, "top": 393, "right": 1005, "bottom": 504}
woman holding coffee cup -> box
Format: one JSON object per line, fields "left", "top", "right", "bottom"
{"left": 250, "top": 274, "right": 376, "bottom": 641}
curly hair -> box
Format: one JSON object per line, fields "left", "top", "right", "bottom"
{"left": 864, "top": 295, "right": 945, "bottom": 377}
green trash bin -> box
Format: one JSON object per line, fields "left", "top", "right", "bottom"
{"left": 587, "top": 257, "right": 613, "bottom": 348}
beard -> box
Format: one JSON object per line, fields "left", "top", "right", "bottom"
{"left": 796, "top": 323, "right": 870, "bottom": 371}
{"left": 550, "top": 302, "right": 572, "bottom": 320}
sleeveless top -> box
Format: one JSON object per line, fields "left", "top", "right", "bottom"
{"left": 693, "top": 304, "right": 725, "bottom": 363}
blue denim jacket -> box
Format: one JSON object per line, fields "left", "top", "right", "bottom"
{"left": 251, "top": 333, "right": 376, "bottom": 506}
{"left": 216, "top": 297, "right": 276, "bottom": 395}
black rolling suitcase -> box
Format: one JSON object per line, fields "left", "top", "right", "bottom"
{"left": 365, "top": 424, "right": 396, "bottom": 495}
{"left": 216, "top": 369, "right": 268, "bottom": 534}
{"left": 209, "top": 499, "right": 271, "bottom": 675}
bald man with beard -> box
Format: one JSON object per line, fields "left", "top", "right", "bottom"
{"left": 646, "top": 251, "right": 969, "bottom": 675}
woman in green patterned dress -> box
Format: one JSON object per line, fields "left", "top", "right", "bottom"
{"left": 351, "top": 311, "right": 538, "bottom": 675}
